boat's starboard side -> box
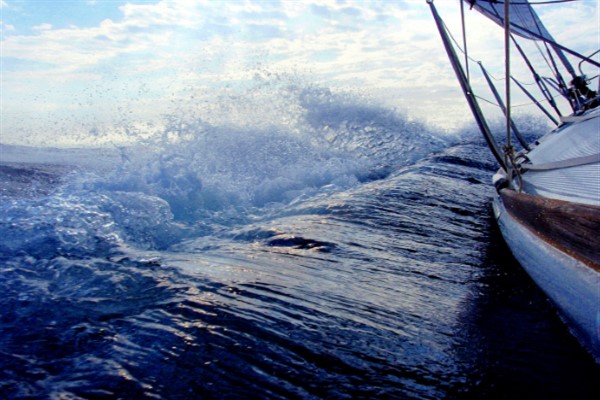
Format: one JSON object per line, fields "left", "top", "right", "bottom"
{"left": 500, "top": 189, "right": 600, "bottom": 270}
{"left": 494, "top": 190, "right": 600, "bottom": 360}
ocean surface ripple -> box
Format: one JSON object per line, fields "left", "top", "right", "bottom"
{"left": 1, "top": 95, "right": 598, "bottom": 398}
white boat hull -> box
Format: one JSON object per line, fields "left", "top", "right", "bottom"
{"left": 493, "top": 192, "right": 600, "bottom": 361}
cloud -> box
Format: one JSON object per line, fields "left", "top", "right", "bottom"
{"left": 310, "top": 4, "right": 332, "bottom": 18}
{"left": 0, "top": 1, "right": 473, "bottom": 142}
{"left": 1, "top": 21, "right": 15, "bottom": 32}
{"left": 32, "top": 23, "right": 52, "bottom": 31}
{"left": 1, "top": 0, "right": 598, "bottom": 145}
{"left": 2, "top": 1, "right": 202, "bottom": 73}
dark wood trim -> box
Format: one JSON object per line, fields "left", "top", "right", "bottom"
{"left": 500, "top": 189, "right": 600, "bottom": 272}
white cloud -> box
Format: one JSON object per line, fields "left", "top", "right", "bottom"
{"left": 1, "top": 0, "right": 598, "bottom": 145}
{"left": 2, "top": 2, "right": 201, "bottom": 76}
{"left": 1, "top": 21, "right": 15, "bottom": 32}
{"left": 32, "top": 23, "right": 53, "bottom": 31}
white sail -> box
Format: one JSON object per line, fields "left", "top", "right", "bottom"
{"left": 463, "top": 0, "right": 553, "bottom": 41}
{"left": 464, "top": 0, "right": 578, "bottom": 84}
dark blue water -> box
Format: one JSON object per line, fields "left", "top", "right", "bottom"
{"left": 1, "top": 89, "right": 598, "bottom": 399}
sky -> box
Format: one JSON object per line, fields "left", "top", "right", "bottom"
{"left": 1, "top": 0, "right": 599, "bottom": 146}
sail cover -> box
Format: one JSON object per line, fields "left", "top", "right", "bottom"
{"left": 464, "top": 0, "right": 553, "bottom": 42}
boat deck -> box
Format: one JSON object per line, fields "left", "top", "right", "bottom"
{"left": 521, "top": 108, "right": 600, "bottom": 206}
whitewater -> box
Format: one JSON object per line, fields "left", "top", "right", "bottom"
{"left": 1, "top": 86, "right": 598, "bottom": 399}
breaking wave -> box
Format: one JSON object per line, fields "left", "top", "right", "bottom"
{"left": 2, "top": 82, "right": 597, "bottom": 399}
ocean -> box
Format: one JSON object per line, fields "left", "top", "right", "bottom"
{"left": 1, "top": 88, "right": 598, "bottom": 399}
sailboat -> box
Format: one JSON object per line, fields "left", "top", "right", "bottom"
{"left": 427, "top": 0, "right": 599, "bottom": 360}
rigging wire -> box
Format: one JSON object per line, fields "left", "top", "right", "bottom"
{"left": 460, "top": 0, "right": 470, "bottom": 81}
{"left": 474, "top": 90, "right": 561, "bottom": 109}
{"left": 511, "top": 0, "right": 572, "bottom": 86}
{"left": 579, "top": 50, "right": 600, "bottom": 75}
{"left": 472, "top": 0, "right": 579, "bottom": 4}
{"left": 443, "top": 15, "right": 549, "bottom": 86}
{"left": 533, "top": 40, "right": 556, "bottom": 75}
{"left": 442, "top": 0, "right": 580, "bottom": 114}
{"left": 469, "top": 0, "right": 599, "bottom": 69}
{"left": 504, "top": 0, "right": 513, "bottom": 151}
{"left": 441, "top": 19, "right": 479, "bottom": 64}
{"left": 442, "top": 14, "right": 548, "bottom": 112}
{"left": 442, "top": 2, "right": 581, "bottom": 116}
{"left": 448, "top": 5, "right": 577, "bottom": 97}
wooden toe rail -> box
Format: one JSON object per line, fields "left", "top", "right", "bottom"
{"left": 500, "top": 189, "right": 600, "bottom": 271}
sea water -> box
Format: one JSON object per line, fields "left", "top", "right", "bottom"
{"left": 1, "top": 87, "right": 598, "bottom": 399}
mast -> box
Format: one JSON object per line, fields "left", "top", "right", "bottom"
{"left": 504, "top": 0, "right": 512, "bottom": 156}
{"left": 427, "top": 0, "right": 507, "bottom": 171}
